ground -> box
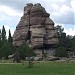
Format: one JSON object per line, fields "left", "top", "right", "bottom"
{"left": 0, "top": 61, "right": 74, "bottom": 75}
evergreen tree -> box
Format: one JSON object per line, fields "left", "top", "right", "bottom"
{"left": 55, "top": 25, "right": 75, "bottom": 57}
{"left": 0, "top": 29, "right": 1, "bottom": 40}
{"left": 65, "top": 35, "right": 72, "bottom": 49}
{"left": 0, "top": 42, "right": 15, "bottom": 59}
{"left": 56, "top": 25, "right": 64, "bottom": 37}
{"left": 17, "top": 42, "right": 36, "bottom": 67}
{"left": 56, "top": 25, "right": 67, "bottom": 47}
{"left": 17, "top": 43, "right": 36, "bottom": 59}
{"left": 55, "top": 46, "right": 68, "bottom": 57}
{"left": 71, "top": 36, "right": 75, "bottom": 52}
{"left": 8, "top": 29, "right": 13, "bottom": 43}
{"left": 0, "top": 29, "right": 2, "bottom": 47}
{"left": 2, "top": 25, "right": 6, "bottom": 44}
{"left": 55, "top": 25, "right": 68, "bottom": 57}
{"left": 0, "top": 28, "right": 14, "bottom": 59}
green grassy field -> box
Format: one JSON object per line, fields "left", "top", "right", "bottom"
{"left": 0, "top": 61, "right": 74, "bottom": 75}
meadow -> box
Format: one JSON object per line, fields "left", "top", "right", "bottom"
{"left": 0, "top": 61, "right": 74, "bottom": 75}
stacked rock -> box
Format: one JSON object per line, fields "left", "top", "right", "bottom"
{"left": 13, "top": 3, "right": 58, "bottom": 56}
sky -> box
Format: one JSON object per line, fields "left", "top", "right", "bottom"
{"left": 0, "top": 0, "right": 75, "bottom": 37}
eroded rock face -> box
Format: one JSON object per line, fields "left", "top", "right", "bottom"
{"left": 13, "top": 3, "right": 58, "bottom": 50}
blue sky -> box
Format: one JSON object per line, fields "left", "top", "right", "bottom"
{"left": 0, "top": 0, "right": 75, "bottom": 37}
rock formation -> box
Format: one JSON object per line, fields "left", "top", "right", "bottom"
{"left": 13, "top": 3, "right": 59, "bottom": 57}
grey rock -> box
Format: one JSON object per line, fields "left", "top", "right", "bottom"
{"left": 13, "top": 3, "right": 59, "bottom": 53}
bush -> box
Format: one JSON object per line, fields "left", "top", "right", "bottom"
{"left": 17, "top": 43, "right": 36, "bottom": 59}
{"left": 55, "top": 46, "right": 68, "bottom": 57}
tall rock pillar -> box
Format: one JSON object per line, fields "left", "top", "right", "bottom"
{"left": 13, "top": 3, "right": 59, "bottom": 57}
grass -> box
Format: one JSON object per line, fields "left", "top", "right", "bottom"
{"left": 0, "top": 61, "right": 74, "bottom": 75}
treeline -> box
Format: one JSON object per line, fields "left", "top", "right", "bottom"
{"left": 0, "top": 25, "right": 15, "bottom": 59}
{"left": 55, "top": 25, "right": 75, "bottom": 57}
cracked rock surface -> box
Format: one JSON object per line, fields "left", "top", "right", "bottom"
{"left": 13, "top": 3, "right": 58, "bottom": 49}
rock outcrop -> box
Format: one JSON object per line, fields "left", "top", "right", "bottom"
{"left": 13, "top": 3, "right": 58, "bottom": 56}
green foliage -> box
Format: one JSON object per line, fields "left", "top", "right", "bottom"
{"left": 0, "top": 26, "right": 14, "bottom": 59}
{"left": 71, "top": 36, "right": 75, "bottom": 51}
{"left": 8, "top": 29, "right": 13, "bottom": 43}
{"left": 0, "top": 29, "right": 1, "bottom": 40}
{"left": 55, "top": 25, "right": 75, "bottom": 57}
{"left": 55, "top": 46, "right": 68, "bottom": 57}
{"left": 65, "top": 35, "right": 72, "bottom": 48}
{"left": 0, "top": 29, "right": 2, "bottom": 47}
{"left": 59, "top": 33, "right": 66, "bottom": 47}
{"left": 0, "top": 25, "right": 36, "bottom": 61}
{"left": 2, "top": 26, "right": 7, "bottom": 44}
{"left": 17, "top": 43, "right": 36, "bottom": 59}
{"left": 56, "top": 25, "right": 64, "bottom": 37}
{"left": 0, "top": 42, "right": 15, "bottom": 59}
{"left": 55, "top": 26, "right": 68, "bottom": 57}
{"left": 17, "top": 43, "right": 36, "bottom": 67}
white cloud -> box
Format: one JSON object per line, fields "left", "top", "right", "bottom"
{"left": 51, "top": 4, "right": 73, "bottom": 16}
{"left": 50, "top": 3, "right": 59, "bottom": 11}
{"left": 0, "top": 5, "right": 22, "bottom": 38}
{"left": 51, "top": 3, "right": 74, "bottom": 24}
{"left": 45, "top": 0, "right": 66, "bottom": 3}
{"left": 60, "top": 5, "right": 72, "bottom": 14}
{"left": 0, "top": 5, "right": 22, "bottom": 16}
{"left": 0, "top": 5, "right": 21, "bottom": 33}
{"left": 64, "top": 27, "right": 75, "bottom": 36}
{"left": 70, "top": 0, "right": 75, "bottom": 12}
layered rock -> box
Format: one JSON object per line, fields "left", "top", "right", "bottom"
{"left": 13, "top": 3, "right": 58, "bottom": 56}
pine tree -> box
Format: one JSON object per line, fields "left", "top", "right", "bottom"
{"left": 0, "top": 42, "right": 15, "bottom": 59}
{"left": 0, "top": 29, "right": 1, "bottom": 38}
{"left": 0, "top": 29, "right": 2, "bottom": 47}
{"left": 8, "top": 29, "right": 13, "bottom": 43}
{"left": 2, "top": 25, "right": 6, "bottom": 44}
{"left": 0, "top": 28, "right": 14, "bottom": 59}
